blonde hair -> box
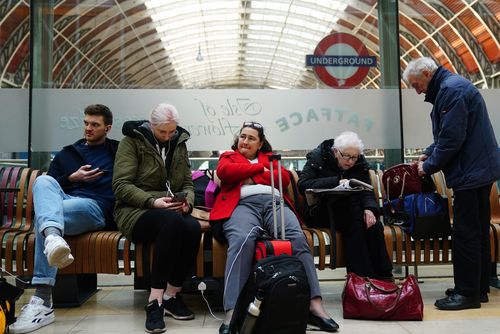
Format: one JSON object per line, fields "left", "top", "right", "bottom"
{"left": 334, "top": 131, "right": 364, "bottom": 153}
{"left": 150, "top": 103, "right": 179, "bottom": 125}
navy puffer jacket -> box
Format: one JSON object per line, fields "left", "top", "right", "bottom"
{"left": 422, "top": 66, "right": 500, "bottom": 191}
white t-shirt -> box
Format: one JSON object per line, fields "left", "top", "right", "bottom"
{"left": 240, "top": 157, "right": 281, "bottom": 199}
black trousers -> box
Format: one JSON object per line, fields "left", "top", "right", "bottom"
{"left": 332, "top": 198, "right": 393, "bottom": 278}
{"left": 452, "top": 184, "right": 492, "bottom": 298}
{"left": 132, "top": 209, "right": 201, "bottom": 289}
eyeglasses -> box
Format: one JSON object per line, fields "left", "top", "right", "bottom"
{"left": 337, "top": 150, "right": 359, "bottom": 162}
{"left": 242, "top": 121, "right": 263, "bottom": 130}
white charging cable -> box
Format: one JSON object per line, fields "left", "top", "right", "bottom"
{"left": 223, "top": 225, "right": 263, "bottom": 311}
{"left": 1, "top": 267, "right": 31, "bottom": 285}
{"left": 198, "top": 225, "right": 264, "bottom": 321}
{"left": 198, "top": 281, "right": 223, "bottom": 321}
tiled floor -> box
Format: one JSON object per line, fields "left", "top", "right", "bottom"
{"left": 8, "top": 265, "right": 500, "bottom": 334}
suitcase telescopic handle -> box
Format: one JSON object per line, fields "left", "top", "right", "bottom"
{"left": 268, "top": 154, "right": 285, "bottom": 240}
{"left": 269, "top": 154, "right": 281, "bottom": 161}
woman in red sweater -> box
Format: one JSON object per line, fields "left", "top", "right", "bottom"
{"left": 211, "top": 122, "right": 338, "bottom": 334}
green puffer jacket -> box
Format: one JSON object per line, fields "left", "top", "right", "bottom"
{"left": 112, "top": 122, "right": 194, "bottom": 240}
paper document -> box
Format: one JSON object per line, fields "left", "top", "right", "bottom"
{"left": 304, "top": 179, "right": 373, "bottom": 207}
{"left": 333, "top": 178, "right": 373, "bottom": 191}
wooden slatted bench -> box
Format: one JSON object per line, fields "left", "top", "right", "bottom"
{"left": 287, "top": 169, "right": 498, "bottom": 279}
{"left": 372, "top": 169, "right": 454, "bottom": 276}
{"left": 2, "top": 166, "right": 499, "bottom": 308}
{"left": 1, "top": 167, "right": 41, "bottom": 278}
{"left": 488, "top": 181, "right": 500, "bottom": 288}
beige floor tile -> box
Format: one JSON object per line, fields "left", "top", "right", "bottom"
{"left": 9, "top": 266, "right": 500, "bottom": 334}
{"left": 400, "top": 319, "right": 500, "bottom": 334}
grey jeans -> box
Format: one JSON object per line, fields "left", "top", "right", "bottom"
{"left": 222, "top": 194, "right": 322, "bottom": 311}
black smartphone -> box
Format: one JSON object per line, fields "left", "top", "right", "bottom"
{"left": 98, "top": 169, "right": 111, "bottom": 174}
{"left": 172, "top": 191, "right": 187, "bottom": 202}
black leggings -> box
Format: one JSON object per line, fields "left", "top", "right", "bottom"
{"left": 332, "top": 198, "right": 393, "bottom": 278}
{"left": 132, "top": 209, "right": 201, "bottom": 289}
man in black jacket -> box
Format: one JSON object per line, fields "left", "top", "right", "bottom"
{"left": 10, "top": 104, "right": 119, "bottom": 334}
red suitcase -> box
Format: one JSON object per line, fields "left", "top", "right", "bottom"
{"left": 254, "top": 154, "right": 293, "bottom": 262}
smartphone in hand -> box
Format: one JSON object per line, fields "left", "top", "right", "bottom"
{"left": 172, "top": 191, "right": 187, "bottom": 202}
{"left": 98, "top": 169, "right": 111, "bottom": 174}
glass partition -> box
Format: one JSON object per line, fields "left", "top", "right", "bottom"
{"left": 399, "top": 0, "right": 500, "bottom": 157}
{"left": 0, "top": 1, "right": 30, "bottom": 166}
{"left": 1, "top": 1, "right": 497, "bottom": 171}
{"left": 27, "top": 1, "right": 401, "bottom": 171}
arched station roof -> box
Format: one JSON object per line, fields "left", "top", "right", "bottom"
{"left": 0, "top": 0, "right": 498, "bottom": 89}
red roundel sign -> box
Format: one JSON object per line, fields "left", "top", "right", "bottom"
{"left": 306, "top": 33, "right": 376, "bottom": 88}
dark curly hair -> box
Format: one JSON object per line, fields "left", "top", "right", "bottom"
{"left": 231, "top": 121, "right": 272, "bottom": 153}
{"left": 84, "top": 104, "right": 113, "bottom": 125}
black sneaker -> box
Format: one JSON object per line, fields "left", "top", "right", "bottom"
{"left": 145, "top": 300, "right": 166, "bottom": 333}
{"left": 163, "top": 294, "right": 195, "bottom": 320}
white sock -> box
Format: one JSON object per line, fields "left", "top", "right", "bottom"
{"left": 163, "top": 293, "right": 174, "bottom": 300}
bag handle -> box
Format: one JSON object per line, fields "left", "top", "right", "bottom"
{"left": 364, "top": 277, "right": 399, "bottom": 293}
{"left": 385, "top": 179, "right": 403, "bottom": 214}
{"left": 205, "top": 169, "right": 215, "bottom": 180}
{"left": 399, "top": 172, "right": 408, "bottom": 199}
{"left": 385, "top": 168, "right": 410, "bottom": 200}
{"left": 385, "top": 178, "right": 395, "bottom": 214}
{"left": 386, "top": 176, "right": 390, "bottom": 201}
{"left": 364, "top": 279, "right": 402, "bottom": 312}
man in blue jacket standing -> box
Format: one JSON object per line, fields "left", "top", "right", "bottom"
{"left": 403, "top": 57, "right": 500, "bottom": 310}
{"left": 10, "top": 104, "right": 119, "bottom": 333}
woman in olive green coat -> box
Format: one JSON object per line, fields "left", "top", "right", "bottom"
{"left": 112, "top": 103, "right": 201, "bottom": 334}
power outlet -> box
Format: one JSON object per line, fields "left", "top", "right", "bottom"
{"left": 183, "top": 277, "right": 220, "bottom": 292}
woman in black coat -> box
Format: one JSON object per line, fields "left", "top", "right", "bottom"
{"left": 298, "top": 131, "right": 393, "bottom": 279}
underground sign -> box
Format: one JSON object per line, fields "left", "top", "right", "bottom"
{"left": 306, "top": 33, "right": 376, "bottom": 88}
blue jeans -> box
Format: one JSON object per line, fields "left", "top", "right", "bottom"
{"left": 32, "top": 175, "right": 106, "bottom": 286}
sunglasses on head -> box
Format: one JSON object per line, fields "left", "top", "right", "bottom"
{"left": 242, "top": 121, "right": 263, "bottom": 130}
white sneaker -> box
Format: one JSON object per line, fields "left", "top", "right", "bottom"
{"left": 9, "top": 296, "right": 55, "bottom": 333}
{"left": 43, "top": 235, "right": 74, "bottom": 269}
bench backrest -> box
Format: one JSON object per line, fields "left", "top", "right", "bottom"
{"left": 0, "top": 167, "right": 43, "bottom": 232}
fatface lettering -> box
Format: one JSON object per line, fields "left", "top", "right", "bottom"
{"left": 276, "top": 108, "right": 374, "bottom": 132}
